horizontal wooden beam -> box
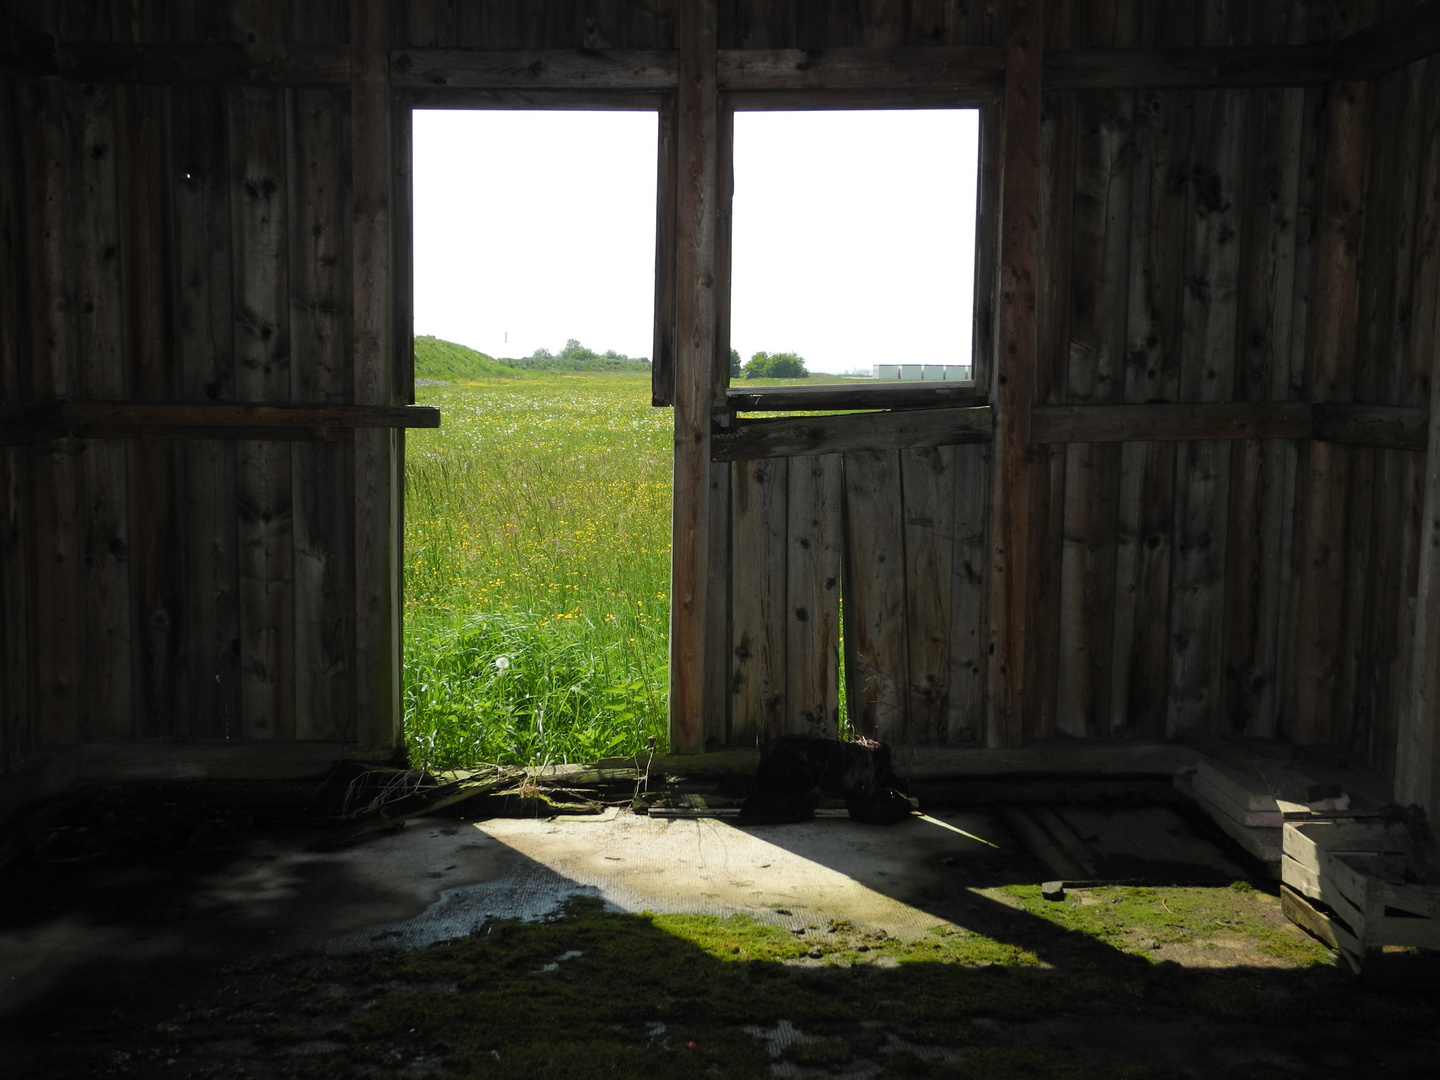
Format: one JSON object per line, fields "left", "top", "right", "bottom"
{"left": 391, "top": 47, "right": 678, "bottom": 89}
{"left": 0, "top": 11, "right": 56, "bottom": 76}
{"left": 1313, "top": 404, "right": 1429, "bottom": 451}
{"left": 0, "top": 400, "right": 64, "bottom": 444}
{"left": 3, "top": 400, "right": 439, "bottom": 442}
{"left": 718, "top": 46, "right": 1004, "bottom": 90}
{"left": 1031, "top": 402, "right": 1313, "bottom": 443}
{"left": 1045, "top": 46, "right": 1335, "bottom": 89}
{"left": 76, "top": 740, "right": 391, "bottom": 782}
{"left": 29, "top": 43, "right": 1370, "bottom": 92}
{"left": 1334, "top": 0, "right": 1440, "bottom": 81}
{"left": 712, "top": 405, "right": 992, "bottom": 461}
{"left": 726, "top": 381, "right": 985, "bottom": 412}
{"left": 56, "top": 43, "right": 350, "bottom": 85}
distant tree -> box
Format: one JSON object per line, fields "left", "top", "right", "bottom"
{"left": 560, "top": 338, "right": 601, "bottom": 361}
{"left": 531, "top": 346, "right": 555, "bottom": 360}
{"left": 729, "top": 348, "right": 742, "bottom": 377}
{"left": 743, "top": 351, "right": 808, "bottom": 379}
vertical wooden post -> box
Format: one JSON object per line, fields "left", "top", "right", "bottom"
{"left": 1291, "top": 79, "right": 1367, "bottom": 746}
{"left": 985, "top": 0, "right": 1044, "bottom": 749}
{"left": 351, "top": 0, "right": 401, "bottom": 755}
{"left": 667, "top": 0, "right": 719, "bottom": 753}
{"left": 1398, "top": 277, "right": 1440, "bottom": 821}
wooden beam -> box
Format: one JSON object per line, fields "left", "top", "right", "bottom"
{"left": 986, "top": 0, "right": 1044, "bottom": 751}
{"left": 1312, "top": 404, "right": 1429, "bottom": 451}
{"left": 1399, "top": 332, "right": 1440, "bottom": 822}
{"left": 56, "top": 44, "right": 349, "bottom": 86}
{"left": 1334, "top": 0, "right": 1440, "bottom": 82}
{"left": 1045, "top": 46, "right": 1334, "bottom": 89}
{"left": 727, "top": 381, "right": 984, "bottom": 412}
{"left": 651, "top": 93, "right": 679, "bottom": 406}
{"left": 668, "top": 0, "right": 719, "bottom": 754}
{"left": 712, "top": 406, "right": 992, "bottom": 461}
{"left": 717, "top": 46, "right": 1005, "bottom": 90}
{"left": 0, "top": 400, "right": 63, "bottom": 445}
{"left": 351, "top": 0, "right": 402, "bottom": 758}
{"left": 1031, "top": 402, "right": 1312, "bottom": 443}
{"left": 391, "top": 48, "right": 678, "bottom": 89}
{"left": 0, "top": 11, "right": 55, "bottom": 76}
{"left": 1292, "top": 79, "right": 1369, "bottom": 747}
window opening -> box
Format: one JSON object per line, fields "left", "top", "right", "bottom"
{"left": 728, "top": 109, "right": 981, "bottom": 393}
{"left": 404, "top": 109, "right": 669, "bottom": 771}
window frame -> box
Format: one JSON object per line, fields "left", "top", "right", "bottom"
{"left": 712, "top": 90, "right": 1000, "bottom": 419}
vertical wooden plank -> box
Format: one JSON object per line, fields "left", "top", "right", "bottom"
{"left": 64, "top": 80, "right": 135, "bottom": 742}
{"left": 843, "top": 450, "right": 909, "bottom": 743}
{"left": 1398, "top": 66, "right": 1440, "bottom": 820}
{"left": 353, "top": 0, "right": 402, "bottom": 754}
{"left": 1291, "top": 78, "right": 1368, "bottom": 746}
{"left": 1166, "top": 86, "right": 1244, "bottom": 736}
{"left": 946, "top": 441, "right": 989, "bottom": 743}
{"left": 969, "top": 95, "right": 1003, "bottom": 395}
{"left": 1108, "top": 0, "right": 1191, "bottom": 739}
{"left": 712, "top": 99, "right": 734, "bottom": 409}
{"left": 0, "top": 71, "right": 29, "bottom": 766}
{"left": 729, "top": 457, "right": 788, "bottom": 744}
{"left": 230, "top": 86, "right": 295, "bottom": 741}
{"left": 786, "top": 454, "right": 842, "bottom": 738}
{"left": 985, "top": 0, "right": 1043, "bottom": 748}
{"left": 1222, "top": 57, "right": 1308, "bottom": 737}
{"left": 667, "top": 0, "right": 718, "bottom": 753}
{"left": 703, "top": 459, "right": 731, "bottom": 746}
{"left": 291, "top": 85, "right": 355, "bottom": 742}
{"left": 901, "top": 446, "right": 953, "bottom": 743}
{"left": 173, "top": 85, "right": 241, "bottom": 740}
{"left": 651, "top": 92, "right": 677, "bottom": 407}
{"left": 118, "top": 81, "right": 182, "bottom": 740}
{"left": 629, "top": 0, "right": 677, "bottom": 48}
{"left": 907, "top": 0, "right": 958, "bottom": 45}
{"left": 24, "top": 75, "right": 82, "bottom": 751}
{"left": 1055, "top": 81, "right": 1130, "bottom": 738}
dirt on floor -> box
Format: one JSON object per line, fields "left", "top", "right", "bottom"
{"left": 0, "top": 782, "right": 1436, "bottom": 1080}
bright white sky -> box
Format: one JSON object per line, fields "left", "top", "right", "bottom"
{"left": 412, "top": 108, "right": 979, "bottom": 374}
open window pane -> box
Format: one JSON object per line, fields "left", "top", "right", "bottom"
{"left": 729, "top": 110, "right": 980, "bottom": 384}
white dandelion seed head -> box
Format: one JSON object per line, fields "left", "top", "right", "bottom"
{"left": 495, "top": 656, "right": 511, "bottom": 671}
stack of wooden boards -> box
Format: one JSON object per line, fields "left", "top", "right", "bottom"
{"left": 1280, "top": 820, "right": 1440, "bottom": 977}
{"left": 1174, "top": 754, "right": 1351, "bottom": 867}
{"left": 1174, "top": 738, "right": 1439, "bottom": 977}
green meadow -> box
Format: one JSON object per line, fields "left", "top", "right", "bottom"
{"left": 404, "top": 339, "right": 672, "bottom": 770}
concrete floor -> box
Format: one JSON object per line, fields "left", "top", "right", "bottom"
{"left": 4, "top": 795, "right": 1438, "bottom": 1079}
{"left": 2, "top": 806, "right": 1012, "bottom": 1020}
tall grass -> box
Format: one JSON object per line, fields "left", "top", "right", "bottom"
{"left": 404, "top": 372, "right": 672, "bottom": 769}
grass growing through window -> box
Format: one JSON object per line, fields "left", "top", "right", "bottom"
{"left": 404, "top": 371, "right": 672, "bottom": 769}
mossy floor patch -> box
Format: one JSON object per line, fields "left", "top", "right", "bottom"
{"left": 11, "top": 885, "right": 1437, "bottom": 1080}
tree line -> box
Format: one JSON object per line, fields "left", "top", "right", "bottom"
{"left": 729, "top": 349, "right": 809, "bottom": 379}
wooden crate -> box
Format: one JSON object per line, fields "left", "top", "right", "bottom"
{"left": 1281, "top": 821, "right": 1440, "bottom": 973}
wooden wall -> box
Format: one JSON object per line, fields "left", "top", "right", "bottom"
{"left": 3, "top": 0, "right": 1439, "bottom": 801}
{"left": 0, "top": 1, "right": 371, "bottom": 772}
{"left": 704, "top": 0, "right": 1440, "bottom": 777}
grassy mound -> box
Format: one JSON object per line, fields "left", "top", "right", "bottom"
{"left": 414, "top": 335, "right": 523, "bottom": 380}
